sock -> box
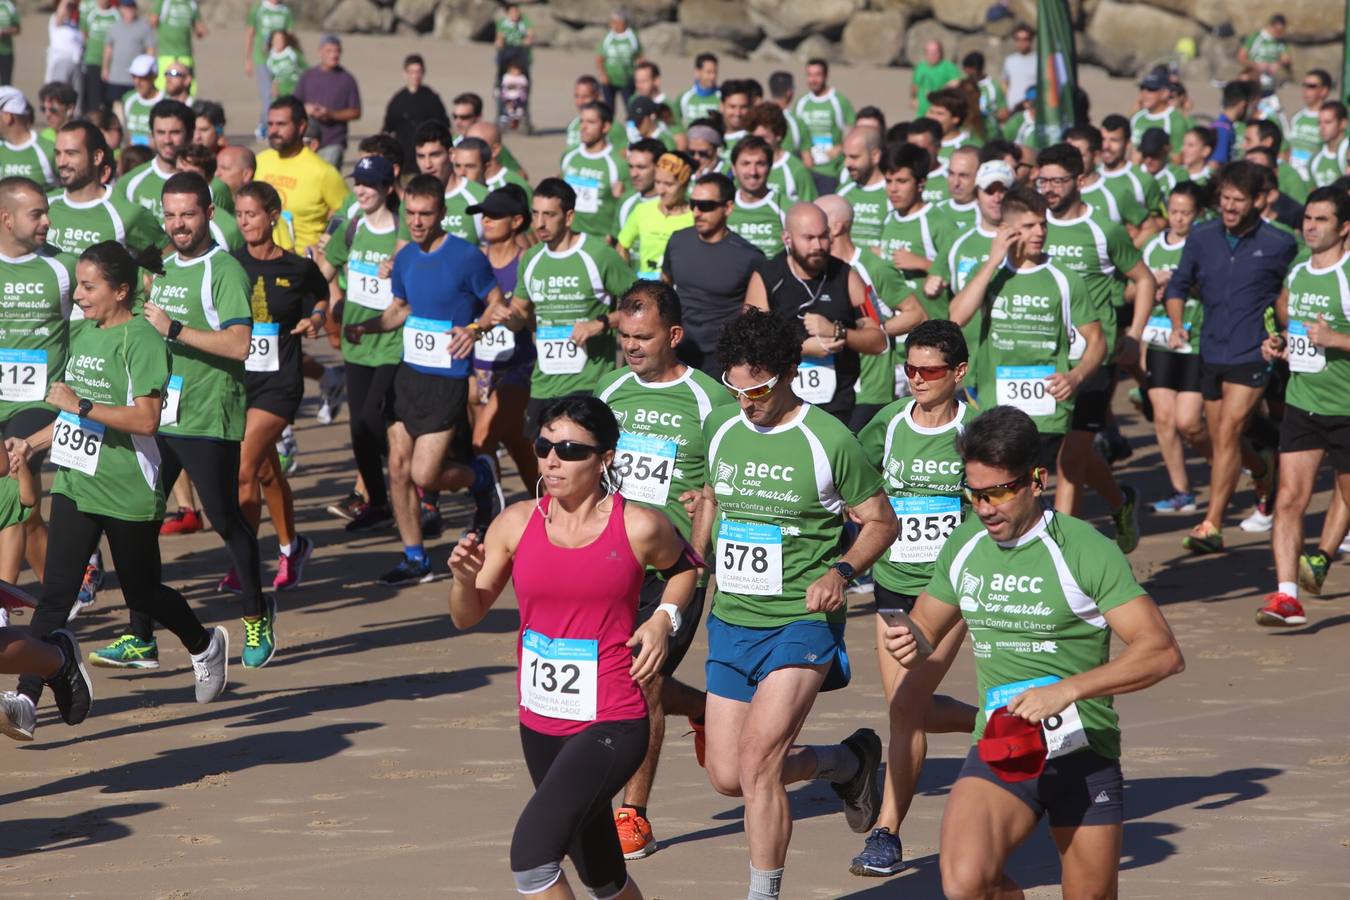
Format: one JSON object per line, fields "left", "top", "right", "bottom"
{"left": 810, "top": 743, "right": 860, "bottom": 784}
{"left": 748, "top": 865, "right": 783, "bottom": 900}
{"left": 405, "top": 545, "right": 427, "bottom": 564}
{"left": 88, "top": 551, "right": 100, "bottom": 567}
{"left": 1278, "top": 581, "right": 1298, "bottom": 599}
{"left": 188, "top": 634, "right": 213, "bottom": 659}
{"left": 279, "top": 541, "right": 295, "bottom": 556}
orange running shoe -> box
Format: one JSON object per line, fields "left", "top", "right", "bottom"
{"left": 1256, "top": 592, "right": 1306, "bottom": 627}
{"left": 688, "top": 716, "right": 706, "bottom": 768}
{"left": 614, "top": 807, "right": 657, "bottom": 860}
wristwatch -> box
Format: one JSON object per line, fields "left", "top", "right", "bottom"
{"left": 77, "top": 398, "right": 94, "bottom": 418}
{"left": 656, "top": 602, "right": 682, "bottom": 634}
{"left": 167, "top": 319, "right": 184, "bottom": 341}
{"left": 595, "top": 314, "right": 610, "bottom": 334}
{"left": 833, "top": 321, "right": 846, "bottom": 341}
{"left": 830, "top": 561, "right": 856, "bottom": 582}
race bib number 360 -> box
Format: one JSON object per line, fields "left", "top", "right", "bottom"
{"left": 50, "top": 411, "right": 105, "bottom": 475}
{"left": 889, "top": 495, "right": 961, "bottom": 563}
{"left": 519, "top": 628, "right": 598, "bottom": 722}
{"left": 0, "top": 349, "right": 47, "bottom": 402}
{"left": 403, "top": 316, "right": 455, "bottom": 369}
{"left": 716, "top": 519, "right": 783, "bottom": 596}
{"left": 995, "top": 365, "right": 1055, "bottom": 417}
{"left": 616, "top": 432, "right": 676, "bottom": 506}
{"left": 537, "top": 325, "right": 586, "bottom": 375}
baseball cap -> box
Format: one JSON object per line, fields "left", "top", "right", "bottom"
{"left": 628, "top": 96, "right": 660, "bottom": 123}
{"left": 353, "top": 155, "right": 396, "bottom": 187}
{"left": 978, "top": 707, "right": 1047, "bottom": 783}
{"left": 0, "top": 86, "right": 27, "bottom": 116}
{"left": 129, "top": 55, "right": 157, "bottom": 78}
{"left": 1138, "top": 127, "right": 1169, "bottom": 158}
{"left": 466, "top": 187, "right": 528, "bottom": 219}
{"left": 1139, "top": 70, "right": 1169, "bottom": 92}
{"left": 976, "top": 160, "right": 1015, "bottom": 192}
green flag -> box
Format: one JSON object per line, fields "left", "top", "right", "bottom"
{"left": 1035, "top": 0, "right": 1080, "bottom": 148}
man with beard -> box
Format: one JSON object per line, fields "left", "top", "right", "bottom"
{"left": 254, "top": 95, "right": 350, "bottom": 255}
{"left": 47, "top": 120, "right": 164, "bottom": 261}
{"left": 838, "top": 127, "right": 887, "bottom": 249}
{"left": 1099, "top": 115, "right": 1164, "bottom": 245}
{"left": 121, "top": 99, "right": 233, "bottom": 221}
{"left": 932, "top": 146, "right": 980, "bottom": 247}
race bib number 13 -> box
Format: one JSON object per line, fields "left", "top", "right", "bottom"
{"left": 716, "top": 519, "right": 783, "bottom": 596}
{"left": 519, "top": 628, "right": 598, "bottom": 722}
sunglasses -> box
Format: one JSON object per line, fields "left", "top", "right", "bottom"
{"left": 721, "top": 371, "right": 779, "bottom": 401}
{"left": 534, "top": 437, "right": 604, "bottom": 461}
{"left": 904, "top": 363, "right": 952, "bottom": 381}
{"left": 962, "top": 473, "right": 1032, "bottom": 506}
{"left": 452, "top": 113, "right": 475, "bottom": 120}
{"left": 691, "top": 148, "right": 716, "bottom": 159}
{"left": 691, "top": 198, "right": 723, "bottom": 212}
{"left": 1303, "top": 82, "right": 1322, "bottom": 89}
{"left": 166, "top": 69, "right": 188, "bottom": 77}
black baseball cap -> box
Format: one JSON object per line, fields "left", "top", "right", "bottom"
{"left": 1138, "top": 127, "right": 1169, "bottom": 158}
{"left": 1139, "top": 70, "right": 1169, "bottom": 92}
{"left": 466, "top": 187, "right": 528, "bottom": 219}
{"left": 628, "top": 96, "right": 660, "bottom": 123}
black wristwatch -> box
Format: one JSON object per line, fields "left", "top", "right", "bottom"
{"left": 167, "top": 319, "right": 184, "bottom": 341}
{"left": 830, "top": 561, "right": 856, "bottom": 582}
{"left": 77, "top": 398, "right": 94, "bottom": 418}
{"left": 595, "top": 314, "right": 610, "bottom": 334}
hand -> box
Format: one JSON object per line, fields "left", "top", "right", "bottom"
{"left": 678, "top": 489, "right": 702, "bottom": 519}
{"left": 316, "top": 233, "right": 333, "bottom": 255}
{"left": 989, "top": 224, "right": 1019, "bottom": 267}
{"left": 1006, "top": 680, "right": 1077, "bottom": 725}
{"left": 882, "top": 622, "right": 925, "bottom": 667}
{"left": 378, "top": 258, "right": 394, "bottom": 279}
{"left": 1261, "top": 331, "right": 1286, "bottom": 361}
{"left": 891, "top": 249, "right": 929, "bottom": 271}
{"left": 804, "top": 568, "right": 847, "bottom": 613}
{"left": 46, "top": 382, "right": 79, "bottom": 414}
{"left": 343, "top": 323, "right": 365, "bottom": 345}
{"left": 487, "top": 304, "right": 513, "bottom": 327}
{"left": 626, "top": 615, "right": 671, "bottom": 685}
{"left": 143, "top": 301, "right": 171, "bottom": 336}
{"left": 802, "top": 312, "right": 834, "bottom": 338}
{"left": 812, "top": 334, "right": 846, "bottom": 355}
{"left": 1306, "top": 314, "right": 1336, "bottom": 348}
{"left": 1044, "top": 371, "right": 1078, "bottom": 401}
{"left": 290, "top": 316, "right": 321, "bottom": 339}
{"left": 447, "top": 325, "right": 476, "bottom": 359}
{"left": 1154, "top": 269, "right": 1172, "bottom": 298}
{"left": 923, "top": 274, "right": 946, "bottom": 299}
{"left": 1168, "top": 326, "right": 1189, "bottom": 351}
{"left": 1111, "top": 333, "right": 1139, "bottom": 365}
{"left": 448, "top": 532, "right": 485, "bottom": 584}
{"left": 569, "top": 318, "right": 604, "bottom": 345}
{"left": 6, "top": 437, "right": 32, "bottom": 474}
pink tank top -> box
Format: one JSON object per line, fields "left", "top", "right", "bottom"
{"left": 513, "top": 494, "right": 648, "bottom": 736}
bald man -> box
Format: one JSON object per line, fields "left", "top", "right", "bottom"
{"left": 466, "top": 120, "right": 532, "bottom": 198}
{"left": 753, "top": 201, "right": 886, "bottom": 426}
{"left": 932, "top": 145, "right": 980, "bottom": 238}
{"left": 216, "top": 146, "right": 256, "bottom": 196}
{"left": 838, "top": 127, "right": 887, "bottom": 248}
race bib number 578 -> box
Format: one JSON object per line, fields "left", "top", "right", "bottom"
{"left": 716, "top": 519, "right": 783, "bottom": 595}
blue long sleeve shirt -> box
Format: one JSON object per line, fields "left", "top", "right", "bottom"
{"left": 1165, "top": 218, "right": 1298, "bottom": 366}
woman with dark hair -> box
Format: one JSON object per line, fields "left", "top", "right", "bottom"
{"left": 448, "top": 394, "right": 698, "bottom": 900}
{"left": 0, "top": 241, "right": 228, "bottom": 742}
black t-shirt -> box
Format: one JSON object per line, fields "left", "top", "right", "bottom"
{"left": 233, "top": 249, "right": 328, "bottom": 390}
{"left": 762, "top": 251, "right": 860, "bottom": 417}
{"left": 382, "top": 86, "right": 449, "bottom": 171}
{"left": 661, "top": 227, "right": 765, "bottom": 374}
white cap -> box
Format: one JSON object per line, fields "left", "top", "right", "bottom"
{"left": 129, "top": 54, "right": 158, "bottom": 78}
{"left": 976, "top": 160, "right": 1015, "bottom": 192}
{"left": 0, "top": 86, "right": 27, "bottom": 116}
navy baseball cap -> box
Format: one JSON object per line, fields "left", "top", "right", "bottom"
{"left": 353, "top": 155, "right": 396, "bottom": 186}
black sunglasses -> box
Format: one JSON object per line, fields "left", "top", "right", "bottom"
{"left": 690, "top": 199, "right": 723, "bottom": 212}
{"left": 534, "top": 437, "right": 604, "bottom": 461}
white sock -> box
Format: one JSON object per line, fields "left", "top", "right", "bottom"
{"left": 1278, "top": 582, "right": 1298, "bottom": 599}
{"left": 279, "top": 541, "right": 295, "bottom": 556}
{"left": 748, "top": 865, "right": 782, "bottom": 900}
{"left": 810, "top": 743, "right": 860, "bottom": 784}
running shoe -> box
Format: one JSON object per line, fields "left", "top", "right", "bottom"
{"left": 615, "top": 807, "right": 658, "bottom": 860}
{"left": 1256, "top": 592, "right": 1307, "bottom": 627}
{"left": 1251, "top": 448, "right": 1278, "bottom": 506}
{"left": 470, "top": 453, "right": 506, "bottom": 534}
{"left": 273, "top": 535, "right": 314, "bottom": 591}
{"left": 277, "top": 426, "right": 299, "bottom": 476}
{"left": 346, "top": 502, "right": 394, "bottom": 533}
{"left": 833, "top": 728, "right": 883, "bottom": 834}
{"left": 1111, "top": 485, "right": 1140, "bottom": 555}
{"left": 378, "top": 554, "right": 435, "bottom": 586}
{"left": 1239, "top": 506, "right": 1274, "bottom": 533}
{"left": 1299, "top": 551, "right": 1330, "bottom": 596}
{"left": 849, "top": 827, "right": 906, "bottom": 877}
{"left": 242, "top": 595, "right": 277, "bottom": 669}
{"left": 75, "top": 561, "right": 102, "bottom": 611}
{"left": 88, "top": 634, "right": 159, "bottom": 669}
{"left": 1182, "top": 522, "right": 1223, "bottom": 554}
{"left": 217, "top": 567, "right": 242, "bottom": 594}
{"left": 420, "top": 497, "right": 444, "bottom": 539}
{"left": 1151, "top": 491, "right": 1197, "bottom": 514}
{"left": 1094, "top": 428, "right": 1133, "bottom": 465}
{"left": 326, "top": 491, "right": 365, "bottom": 521}
{"left": 688, "top": 715, "right": 706, "bottom": 768}
{"left": 43, "top": 629, "right": 93, "bottom": 726}
{"left": 316, "top": 366, "right": 346, "bottom": 424}
{"left": 0, "top": 691, "right": 36, "bottom": 741}
{"left": 191, "top": 626, "right": 230, "bottom": 703}
{"left": 160, "top": 507, "right": 203, "bottom": 536}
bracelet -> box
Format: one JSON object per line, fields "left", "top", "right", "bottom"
{"left": 595, "top": 315, "right": 610, "bottom": 334}
{"left": 656, "top": 602, "right": 682, "bottom": 634}
{"left": 833, "top": 321, "right": 846, "bottom": 341}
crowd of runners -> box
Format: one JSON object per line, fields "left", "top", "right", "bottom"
{"left": 0, "top": 2, "right": 1346, "bottom": 897}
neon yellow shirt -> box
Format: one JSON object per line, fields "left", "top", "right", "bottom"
{"left": 617, "top": 199, "right": 693, "bottom": 280}
{"left": 254, "top": 147, "right": 349, "bottom": 254}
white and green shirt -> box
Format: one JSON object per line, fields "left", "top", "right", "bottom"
{"left": 1310, "top": 137, "right": 1348, "bottom": 189}
{"left": 1286, "top": 107, "right": 1322, "bottom": 177}
{"left": 0, "top": 131, "right": 56, "bottom": 188}
{"left": 839, "top": 177, "right": 888, "bottom": 249}
{"left": 1045, "top": 205, "right": 1139, "bottom": 322}
{"left": 1141, "top": 231, "right": 1201, "bottom": 355}
{"left": 81, "top": 4, "right": 120, "bottom": 66}
{"left": 933, "top": 222, "right": 997, "bottom": 381}
{"left": 48, "top": 186, "right": 166, "bottom": 258}
{"left": 1284, "top": 251, "right": 1350, "bottom": 416}
{"left": 1100, "top": 163, "right": 1161, "bottom": 227}
{"left": 559, "top": 142, "right": 628, "bottom": 239}
{"left": 676, "top": 86, "right": 720, "bottom": 128}
{"left": 793, "top": 88, "right": 855, "bottom": 178}
{"left": 878, "top": 203, "right": 940, "bottom": 299}
{"left": 598, "top": 28, "right": 641, "bottom": 86}
{"left": 768, "top": 152, "right": 817, "bottom": 203}
{"left": 155, "top": 0, "right": 200, "bottom": 59}
{"left": 848, "top": 248, "right": 908, "bottom": 405}
{"left": 1129, "top": 107, "right": 1190, "bottom": 143}
{"left": 121, "top": 91, "right": 163, "bottom": 147}
{"left": 0, "top": 0, "right": 16, "bottom": 57}
{"left": 326, "top": 214, "right": 402, "bottom": 368}
{"left": 248, "top": 1, "right": 294, "bottom": 67}
{"left": 921, "top": 166, "right": 949, "bottom": 206}
{"left": 0, "top": 246, "right": 76, "bottom": 422}
{"left": 727, "top": 190, "right": 786, "bottom": 258}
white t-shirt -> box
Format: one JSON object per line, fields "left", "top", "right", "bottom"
{"left": 1003, "top": 51, "right": 1037, "bottom": 108}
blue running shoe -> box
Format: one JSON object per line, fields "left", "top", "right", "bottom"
{"left": 849, "top": 827, "right": 906, "bottom": 877}
{"left": 1152, "top": 491, "right": 1197, "bottom": 514}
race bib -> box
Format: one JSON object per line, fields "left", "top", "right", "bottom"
{"left": 1142, "top": 316, "right": 1189, "bottom": 352}
{"left": 348, "top": 259, "right": 392, "bottom": 311}
{"left": 519, "top": 628, "right": 598, "bottom": 722}
{"left": 792, "top": 355, "right": 836, "bottom": 405}
{"left": 474, "top": 325, "right": 516, "bottom": 363}
{"left": 995, "top": 365, "right": 1055, "bottom": 417}
{"left": 1287, "top": 320, "right": 1326, "bottom": 374}
{"left": 0, "top": 348, "right": 47, "bottom": 402}
{"left": 616, "top": 432, "right": 676, "bottom": 506}
{"left": 986, "top": 676, "right": 1090, "bottom": 760}
{"left": 1290, "top": 147, "right": 1312, "bottom": 175}
{"left": 245, "top": 322, "right": 280, "bottom": 372}
{"left": 889, "top": 495, "right": 962, "bottom": 563}
{"left": 159, "top": 375, "right": 183, "bottom": 426}
{"left": 716, "top": 519, "right": 783, "bottom": 596}
{"left": 566, "top": 175, "right": 601, "bottom": 214}
{"left": 50, "top": 411, "right": 105, "bottom": 476}
{"left": 810, "top": 134, "right": 834, "bottom": 165}
{"left": 403, "top": 316, "right": 455, "bottom": 369}
{"left": 537, "top": 325, "right": 586, "bottom": 375}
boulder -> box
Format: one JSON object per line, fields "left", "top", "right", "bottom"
{"left": 548, "top": 0, "right": 676, "bottom": 29}
{"left": 1084, "top": 0, "right": 1202, "bottom": 76}
{"left": 521, "top": 5, "right": 566, "bottom": 46}
{"left": 794, "top": 34, "right": 842, "bottom": 63}
{"left": 678, "top": 0, "right": 765, "bottom": 47}
{"left": 684, "top": 36, "right": 751, "bottom": 60}
{"left": 840, "top": 11, "right": 906, "bottom": 67}
{"left": 933, "top": 0, "right": 993, "bottom": 32}
{"left": 746, "top": 0, "right": 866, "bottom": 42}
{"left": 750, "top": 39, "right": 797, "bottom": 65}
{"left": 548, "top": 23, "right": 607, "bottom": 51}
{"left": 394, "top": 0, "right": 441, "bottom": 30}
{"left": 433, "top": 0, "right": 497, "bottom": 41}
{"left": 1290, "top": 43, "right": 1343, "bottom": 81}
{"left": 901, "top": 17, "right": 962, "bottom": 68}
{"left": 1191, "top": 0, "right": 1341, "bottom": 40}
{"left": 323, "top": 0, "right": 390, "bottom": 33}
{"left": 955, "top": 33, "right": 1008, "bottom": 76}
{"left": 639, "top": 22, "right": 686, "bottom": 56}
{"left": 867, "top": 0, "right": 931, "bottom": 15}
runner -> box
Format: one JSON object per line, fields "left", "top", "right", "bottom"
{"left": 176, "top": 143, "right": 243, "bottom": 251}
{"left": 91, "top": 172, "right": 270, "bottom": 670}
{"left": 448, "top": 394, "right": 698, "bottom": 900}
{"left": 121, "top": 99, "right": 233, "bottom": 221}
{"left": 748, "top": 102, "right": 817, "bottom": 203}
{"left": 718, "top": 79, "right": 753, "bottom": 155}
{"left": 698, "top": 308, "right": 895, "bottom": 900}
{"left": 618, "top": 150, "right": 693, "bottom": 280}
{"left": 2, "top": 240, "right": 230, "bottom": 741}
{"left": 877, "top": 144, "right": 942, "bottom": 314}
{"left": 793, "top": 58, "right": 854, "bottom": 184}
{"left": 676, "top": 52, "right": 720, "bottom": 128}
{"left": 1258, "top": 187, "right": 1350, "bottom": 626}
{"left": 1099, "top": 114, "right": 1164, "bottom": 244}
{"left": 1309, "top": 101, "right": 1348, "bottom": 189}
{"left": 411, "top": 121, "right": 487, "bottom": 245}
{"left": 837, "top": 127, "right": 886, "bottom": 249}
{"left": 727, "top": 136, "right": 786, "bottom": 258}
{"left": 849, "top": 319, "right": 978, "bottom": 877}
{"left": 343, "top": 173, "right": 505, "bottom": 585}
{"left": 518, "top": 177, "right": 632, "bottom": 436}
{"left": 617, "top": 137, "right": 661, "bottom": 245}
{"left": 595, "top": 280, "right": 734, "bottom": 860}
{"left": 927, "top": 88, "right": 980, "bottom": 163}
{"left": 48, "top": 120, "right": 163, "bottom": 262}
{"left": 114, "top": 56, "right": 162, "bottom": 148}
{"left": 931, "top": 146, "right": 980, "bottom": 246}
{"left": 559, "top": 101, "right": 628, "bottom": 240}
{"left": 0, "top": 621, "right": 90, "bottom": 739}
{"left": 1287, "top": 70, "right": 1332, "bottom": 180}
{"left": 0, "top": 87, "right": 56, "bottom": 188}
{"left": 254, "top": 96, "right": 350, "bottom": 255}
{"left": 882, "top": 403, "right": 1184, "bottom": 900}
{"left": 563, "top": 75, "right": 600, "bottom": 149}
{"left": 1062, "top": 126, "right": 1126, "bottom": 230}
{"left": 1130, "top": 69, "right": 1190, "bottom": 144}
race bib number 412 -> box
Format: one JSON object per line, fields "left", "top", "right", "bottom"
{"left": 0, "top": 349, "right": 46, "bottom": 402}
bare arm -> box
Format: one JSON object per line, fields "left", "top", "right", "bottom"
{"left": 804, "top": 490, "right": 898, "bottom": 613}
{"left": 883, "top": 294, "right": 928, "bottom": 337}
{"left": 346, "top": 295, "right": 412, "bottom": 340}
{"left": 845, "top": 270, "right": 887, "bottom": 354}
{"left": 742, "top": 269, "right": 769, "bottom": 311}
{"left": 1123, "top": 259, "right": 1157, "bottom": 340}
{"left": 447, "top": 502, "right": 529, "bottom": 629}
{"left": 883, "top": 591, "right": 965, "bottom": 667}
{"left": 143, "top": 302, "right": 251, "bottom": 361}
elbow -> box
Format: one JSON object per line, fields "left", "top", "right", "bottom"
{"left": 231, "top": 336, "right": 251, "bottom": 362}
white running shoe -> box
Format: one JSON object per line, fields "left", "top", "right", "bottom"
{"left": 1240, "top": 507, "right": 1274, "bottom": 533}
{"left": 316, "top": 366, "right": 345, "bottom": 424}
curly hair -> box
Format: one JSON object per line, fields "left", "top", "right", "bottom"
{"left": 717, "top": 309, "right": 804, "bottom": 379}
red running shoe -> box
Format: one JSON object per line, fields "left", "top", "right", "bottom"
{"left": 161, "top": 508, "right": 203, "bottom": 536}
{"left": 1256, "top": 592, "right": 1306, "bottom": 627}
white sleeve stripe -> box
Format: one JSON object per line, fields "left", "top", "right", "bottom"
{"left": 1038, "top": 532, "right": 1108, "bottom": 628}
{"left": 796, "top": 418, "right": 844, "bottom": 514}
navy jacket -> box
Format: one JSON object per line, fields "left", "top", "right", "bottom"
{"left": 1165, "top": 219, "right": 1298, "bottom": 366}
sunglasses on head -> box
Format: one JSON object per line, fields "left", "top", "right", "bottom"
{"left": 534, "top": 436, "right": 603, "bottom": 461}
{"left": 691, "top": 198, "right": 723, "bottom": 212}
{"left": 904, "top": 362, "right": 952, "bottom": 381}
{"left": 721, "top": 371, "right": 779, "bottom": 401}
{"left": 962, "top": 473, "right": 1033, "bottom": 506}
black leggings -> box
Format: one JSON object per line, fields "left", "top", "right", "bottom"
{"left": 130, "top": 436, "right": 262, "bottom": 640}
{"left": 0, "top": 55, "right": 12, "bottom": 88}
{"left": 512, "top": 717, "right": 648, "bottom": 895}
{"left": 80, "top": 63, "right": 106, "bottom": 113}
{"left": 18, "top": 494, "right": 210, "bottom": 703}
{"left": 345, "top": 362, "right": 398, "bottom": 509}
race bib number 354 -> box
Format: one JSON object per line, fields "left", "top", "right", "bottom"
{"left": 616, "top": 432, "right": 676, "bottom": 506}
{"left": 519, "top": 628, "right": 598, "bottom": 722}
{"left": 716, "top": 519, "right": 783, "bottom": 596}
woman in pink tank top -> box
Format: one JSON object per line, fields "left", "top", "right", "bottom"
{"left": 449, "top": 396, "right": 699, "bottom": 900}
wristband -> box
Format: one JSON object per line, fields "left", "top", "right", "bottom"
{"left": 167, "top": 319, "right": 184, "bottom": 341}
{"left": 656, "top": 602, "right": 681, "bottom": 634}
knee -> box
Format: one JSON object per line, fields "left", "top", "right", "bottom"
{"left": 410, "top": 460, "right": 437, "bottom": 491}
{"left": 941, "top": 856, "right": 1003, "bottom": 900}
{"left": 705, "top": 751, "right": 743, "bottom": 797}
{"left": 736, "top": 741, "right": 784, "bottom": 793}
{"left": 510, "top": 860, "right": 562, "bottom": 896}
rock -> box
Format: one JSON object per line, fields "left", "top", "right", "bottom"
{"left": 206, "top": 0, "right": 336, "bottom": 29}
{"left": 323, "top": 0, "right": 390, "bottom": 33}
{"left": 840, "top": 11, "right": 906, "bottom": 67}
{"left": 678, "top": 0, "right": 765, "bottom": 47}
{"left": 955, "top": 33, "right": 1007, "bottom": 75}
{"left": 548, "top": 23, "right": 607, "bottom": 52}
{"left": 901, "top": 17, "right": 962, "bottom": 68}
{"left": 549, "top": 0, "right": 677, "bottom": 29}
{"left": 639, "top": 22, "right": 686, "bottom": 56}
{"left": 933, "top": 0, "right": 993, "bottom": 32}
{"left": 684, "top": 36, "right": 750, "bottom": 60}
{"left": 867, "top": 0, "right": 931, "bottom": 15}
{"left": 1084, "top": 0, "right": 1202, "bottom": 77}
{"left": 794, "top": 34, "right": 841, "bottom": 63}
{"left": 1005, "top": 0, "right": 1087, "bottom": 27}
{"left": 1191, "top": 0, "right": 1342, "bottom": 40}
{"left": 433, "top": 0, "right": 497, "bottom": 41}
{"left": 522, "top": 5, "right": 566, "bottom": 47}
{"left": 1136, "top": 0, "right": 1191, "bottom": 15}
{"left": 750, "top": 39, "right": 797, "bottom": 65}
{"left": 394, "top": 0, "right": 441, "bottom": 30}
{"left": 746, "top": 0, "right": 866, "bottom": 42}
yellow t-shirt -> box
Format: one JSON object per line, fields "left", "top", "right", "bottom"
{"left": 617, "top": 199, "right": 693, "bottom": 280}
{"left": 253, "top": 147, "right": 351, "bottom": 254}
